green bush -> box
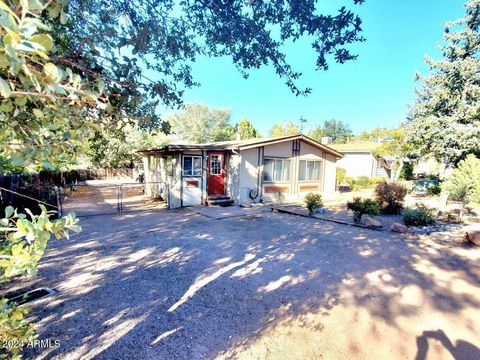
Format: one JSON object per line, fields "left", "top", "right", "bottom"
{"left": 402, "top": 205, "right": 435, "bottom": 227}
{"left": 304, "top": 193, "right": 323, "bottom": 215}
{"left": 336, "top": 167, "right": 346, "bottom": 189}
{"left": 443, "top": 154, "right": 480, "bottom": 208}
{"left": 347, "top": 197, "right": 380, "bottom": 223}
{"left": 352, "top": 176, "right": 371, "bottom": 191}
{"left": 427, "top": 184, "right": 442, "bottom": 196}
{"left": 399, "top": 162, "right": 414, "bottom": 180}
{"left": 375, "top": 181, "right": 407, "bottom": 214}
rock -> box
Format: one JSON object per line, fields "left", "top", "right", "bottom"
{"left": 362, "top": 215, "right": 382, "bottom": 228}
{"left": 413, "top": 227, "right": 431, "bottom": 235}
{"left": 391, "top": 222, "right": 408, "bottom": 233}
{"left": 465, "top": 226, "right": 480, "bottom": 246}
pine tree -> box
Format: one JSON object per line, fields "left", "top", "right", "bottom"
{"left": 236, "top": 118, "right": 259, "bottom": 140}
{"left": 407, "top": 0, "right": 480, "bottom": 166}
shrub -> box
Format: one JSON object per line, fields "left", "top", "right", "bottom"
{"left": 443, "top": 154, "right": 480, "bottom": 208}
{"left": 402, "top": 205, "right": 435, "bottom": 227}
{"left": 336, "top": 167, "right": 346, "bottom": 189}
{"left": 427, "top": 184, "right": 442, "bottom": 196}
{"left": 347, "top": 197, "right": 380, "bottom": 223}
{"left": 352, "top": 176, "right": 371, "bottom": 191}
{"left": 304, "top": 193, "right": 323, "bottom": 215}
{"left": 375, "top": 181, "right": 407, "bottom": 214}
{"left": 399, "top": 162, "right": 414, "bottom": 180}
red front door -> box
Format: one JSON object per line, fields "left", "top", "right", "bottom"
{"left": 208, "top": 152, "right": 225, "bottom": 195}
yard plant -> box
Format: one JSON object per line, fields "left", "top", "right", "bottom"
{"left": 304, "top": 193, "right": 323, "bottom": 215}
{"left": 375, "top": 181, "right": 407, "bottom": 214}
{"left": 347, "top": 197, "right": 380, "bottom": 224}
{"left": 402, "top": 205, "right": 435, "bottom": 227}
{"left": 443, "top": 155, "right": 480, "bottom": 209}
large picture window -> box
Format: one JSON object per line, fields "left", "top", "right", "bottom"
{"left": 299, "top": 160, "right": 321, "bottom": 181}
{"left": 183, "top": 156, "right": 202, "bottom": 176}
{"left": 263, "top": 158, "right": 291, "bottom": 182}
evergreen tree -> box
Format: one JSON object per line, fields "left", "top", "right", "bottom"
{"left": 270, "top": 121, "right": 300, "bottom": 137}
{"left": 321, "top": 119, "right": 353, "bottom": 143}
{"left": 407, "top": 0, "right": 480, "bottom": 166}
{"left": 307, "top": 126, "right": 324, "bottom": 141}
{"left": 236, "top": 118, "right": 259, "bottom": 140}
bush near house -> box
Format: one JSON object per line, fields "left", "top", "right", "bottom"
{"left": 304, "top": 193, "right": 323, "bottom": 215}
{"left": 427, "top": 184, "right": 442, "bottom": 196}
{"left": 443, "top": 155, "right": 480, "bottom": 209}
{"left": 343, "top": 176, "right": 385, "bottom": 191}
{"left": 403, "top": 205, "right": 435, "bottom": 227}
{"left": 336, "top": 168, "right": 346, "bottom": 189}
{"left": 375, "top": 181, "right": 407, "bottom": 214}
{"left": 347, "top": 197, "right": 380, "bottom": 223}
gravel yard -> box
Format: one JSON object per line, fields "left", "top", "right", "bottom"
{"left": 9, "top": 207, "right": 480, "bottom": 359}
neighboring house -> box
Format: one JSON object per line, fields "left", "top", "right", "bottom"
{"left": 139, "top": 134, "right": 343, "bottom": 209}
{"left": 329, "top": 141, "right": 390, "bottom": 178}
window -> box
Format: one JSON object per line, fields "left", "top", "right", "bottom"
{"left": 299, "top": 160, "right": 321, "bottom": 181}
{"left": 263, "top": 158, "right": 291, "bottom": 182}
{"left": 183, "top": 155, "right": 202, "bottom": 176}
{"left": 210, "top": 155, "right": 222, "bottom": 175}
{"left": 163, "top": 156, "right": 173, "bottom": 176}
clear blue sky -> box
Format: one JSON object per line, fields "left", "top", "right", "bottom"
{"left": 162, "top": 0, "right": 465, "bottom": 136}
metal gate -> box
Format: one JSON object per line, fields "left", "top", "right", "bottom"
{"left": 60, "top": 181, "right": 168, "bottom": 217}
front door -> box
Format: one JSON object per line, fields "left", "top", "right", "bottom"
{"left": 208, "top": 152, "right": 225, "bottom": 195}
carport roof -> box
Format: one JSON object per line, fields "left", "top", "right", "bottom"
{"left": 139, "top": 134, "right": 343, "bottom": 158}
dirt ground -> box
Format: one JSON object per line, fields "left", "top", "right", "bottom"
{"left": 9, "top": 207, "right": 480, "bottom": 360}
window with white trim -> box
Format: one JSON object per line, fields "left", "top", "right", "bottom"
{"left": 183, "top": 156, "right": 202, "bottom": 176}
{"left": 299, "top": 160, "right": 321, "bottom": 181}
{"left": 263, "top": 158, "right": 291, "bottom": 182}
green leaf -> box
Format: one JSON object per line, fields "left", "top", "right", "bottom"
{"left": 5, "top": 206, "right": 14, "bottom": 218}
{"left": 43, "top": 62, "right": 60, "bottom": 82}
{"left": 0, "top": 100, "right": 14, "bottom": 112}
{"left": 32, "top": 108, "right": 44, "bottom": 118}
{"left": 14, "top": 96, "right": 27, "bottom": 106}
{"left": 0, "top": 77, "right": 12, "bottom": 97}
{"left": 30, "top": 34, "right": 53, "bottom": 52}
{"left": 27, "top": 0, "right": 43, "bottom": 10}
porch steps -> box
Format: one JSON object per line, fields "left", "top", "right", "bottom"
{"left": 206, "top": 194, "right": 234, "bottom": 207}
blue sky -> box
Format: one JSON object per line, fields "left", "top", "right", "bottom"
{"left": 163, "top": 0, "right": 465, "bottom": 136}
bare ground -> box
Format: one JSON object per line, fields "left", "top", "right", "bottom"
{"left": 9, "top": 208, "right": 480, "bottom": 360}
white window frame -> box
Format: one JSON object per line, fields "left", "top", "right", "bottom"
{"left": 210, "top": 154, "right": 223, "bottom": 175}
{"left": 183, "top": 155, "right": 202, "bottom": 177}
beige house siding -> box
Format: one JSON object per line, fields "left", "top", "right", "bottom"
{"left": 226, "top": 152, "right": 241, "bottom": 204}
{"left": 239, "top": 148, "right": 261, "bottom": 205}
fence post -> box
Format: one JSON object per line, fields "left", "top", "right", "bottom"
{"left": 55, "top": 186, "right": 62, "bottom": 218}
{"left": 117, "top": 184, "right": 122, "bottom": 214}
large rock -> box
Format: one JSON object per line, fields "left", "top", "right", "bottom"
{"left": 391, "top": 222, "right": 408, "bottom": 233}
{"left": 362, "top": 215, "right": 382, "bottom": 229}
{"left": 465, "top": 226, "right": 480, "bottom": 246}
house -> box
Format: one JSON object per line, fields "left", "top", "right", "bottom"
{"left": 329, "top": 141, "right": 390, "bottom": 178}
{"left": 139, "top": 134, "right": 343, "bottom": 209}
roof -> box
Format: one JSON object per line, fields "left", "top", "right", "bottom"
{"left": 329, "top": 141, "right": 381, "bottom": 153}
{"left": 139, "top": 134, "right": 343, "bottom": 158}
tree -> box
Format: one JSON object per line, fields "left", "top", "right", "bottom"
{"left": 373, "top": 127, "right": 413, "bottom": 180}
{"left": 321, "top": 119, "right": 353, "bottom": 143}
{"left": 307, "top": 126, "right": 324, "bottom": 142}
{"left": 444, "top": 154, "right": 480, "bottom": 209}
{"left": 57, "top": 0, "right": 365, "bottom": 122}
{"left": 270, "top": 121, "right": 300, "bottom": 137}
{"left": 407, "top": 0, "right": 480, "bottom": 166}
{"left": 166, "top": 104, "right": 235, "bottom": 143}
{"left": 236, "top": 117, "right": 259, "bottom": 140}
{"left": 354, "top": 126, "right": 390, "bottom": 141}
{"left": 0, "top": 2, "right": 88, "bottom": 356}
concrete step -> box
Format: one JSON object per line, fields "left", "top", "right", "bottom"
{"left": 206, "top": 197, "right": 234, "bottom": 207}
{"left": 207, "top": 194, "right": 231, "bottom": 201}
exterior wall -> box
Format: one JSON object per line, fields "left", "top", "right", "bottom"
{"left": 180, "top": 150, "right": 205, "bottom": 207}
{"left": 239, "top": 148, "right": 261, "bottom": 205}
{"left": 336, "top": 152, "right": 376, "bottom": 178}
{"left": 240, "top": 140, "right": 339, "bottom": 206}
{"left": 225, "top": 152, "right": 241, "bottom": 204}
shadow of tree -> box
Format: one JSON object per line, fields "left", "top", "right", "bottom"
{"left": 415, "top": 330, "right": 480, "bottom": 360}
{"left": 2, "top": 207, "right": 477, "bottom": 359}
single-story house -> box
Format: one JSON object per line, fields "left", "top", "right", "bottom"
{"left": 329, "top": 141, "right": 390, "bottom": 178}
{"left": 139, "top": 134, "right": 343, "bottom": 209}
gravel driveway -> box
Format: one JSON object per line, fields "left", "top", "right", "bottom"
{"left": 13, "top": 208, "right": 480, "bottom": 359}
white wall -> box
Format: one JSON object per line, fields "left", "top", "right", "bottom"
{"left": 336, "top": 152, "right": 375, "bottom": 178}
{"left": 226, "top": 152, "right": 241, "bottom": 204}
{"left": 239, "top": 148, "right": 261, "bottom": 205}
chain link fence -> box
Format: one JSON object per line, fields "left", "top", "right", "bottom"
{"left": 60, "top": 181, "right": 168, "bottom": 217}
